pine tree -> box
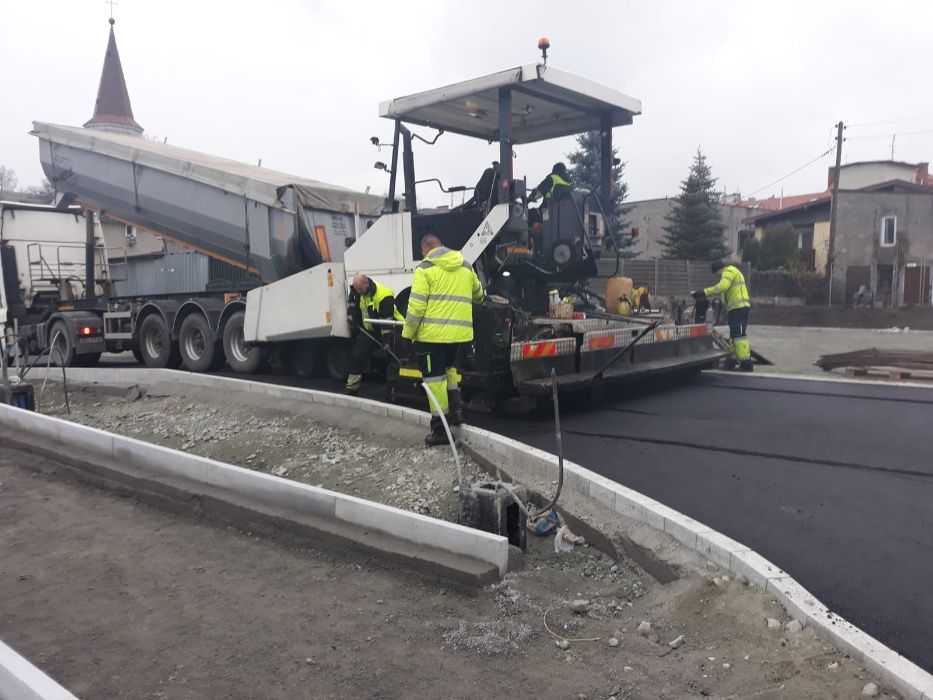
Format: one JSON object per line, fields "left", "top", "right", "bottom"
{"left": 566, "top": 131, "right": 637, "bottom": 258}
{"left": 661, "top": 149, "right": 728, "bottom": 259}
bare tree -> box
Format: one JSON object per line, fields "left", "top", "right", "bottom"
{"left": 0, "top": 166, "right": 18, "bottom": 192}
{"left": 21, "top": 178, "right": 56, "bottom": 203}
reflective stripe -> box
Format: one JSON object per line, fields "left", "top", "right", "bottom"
{"left": 427, "top": 247, "right": 452, "bottom": 259}
{"left": 407, "top": 313, "right": 424, "bottom": 321}
{"left": 407, "top": 291, "right": 472, "bottom": 304}
{"left": 418, "top": 317, "right": 473, "bottom": 328}
{"left": 430, "top": 294, "right": 473, "bottom": 303}
{"left": 423, "top": 374, "right": 446, "bottom": 384}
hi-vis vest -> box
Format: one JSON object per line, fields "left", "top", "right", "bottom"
{"left": 402, "top": 247, "right": 484, "bottom": 343}
{"left": 360, "top": 280, "right": 403, "bottom": 331}
{"left": 542, "top": 173, "right": 571, "bottom": 205}
{"left": 704, "top": 265, "right": 751, "bottom": 312}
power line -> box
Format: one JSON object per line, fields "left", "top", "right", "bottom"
{"left": 846, "top": 128, "right": 933, "bottom": 141}
{"left": 847, "top": 115, "right": 933, "bottom": 128}
{"left": 745, "top": 147, "right": 834, "bottom": 197}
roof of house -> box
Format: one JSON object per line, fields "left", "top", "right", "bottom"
{"left": 84, "top": 19, "right": 143, "bottom": 134}
{"left": 746, "top": 179, "right": 933, "bottom": 226}
{"left": 737, "top": 191, "right": 827, "bottom": 212}
{"left": 745, "top": 194, "right": 831, "bottom": 225}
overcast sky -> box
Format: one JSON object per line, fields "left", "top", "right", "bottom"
{"left": 3, "top": 0, "right": 933, "bottom": 207}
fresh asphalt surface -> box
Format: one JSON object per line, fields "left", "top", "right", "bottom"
{"left": 106, "top": 358, "right": 933, "bottom": 672}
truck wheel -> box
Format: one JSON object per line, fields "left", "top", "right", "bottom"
{"left": 222, "top": 311, "right": 262, "bottom": 374}
{"left": 48, "top": 321, "right": 75, "bottom": 366}
{"left": 284, "top": 341, "right": 320, "bottom": 378}
{"left": 179, "top": 313, "right": 221, "bottom": 373}
{"left": 138, "top": 314, "right": 181, "bottom": 369}
{"left": 325, "top": 340, "right": 351, "bottom": 381}
{"left": 132, "top": 347, "right": 144, "bottom": 365}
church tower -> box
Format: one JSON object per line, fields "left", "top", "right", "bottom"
{"left": 84, "top": 18, "right": 144, "bottom": 136}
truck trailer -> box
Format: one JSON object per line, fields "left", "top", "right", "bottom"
{"left": 13, "top": 52, "right": 724, "bottom": 409}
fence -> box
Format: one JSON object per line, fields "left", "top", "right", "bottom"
{"left": 748, "top": 270, "right": 826, "bottom": 303}
{"left": 595, "top": 259, "right": 752, "bottom": 297}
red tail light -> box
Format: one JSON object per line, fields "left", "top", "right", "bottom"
{"left": 81, "top": 326, "right": 93, "bottom": 336}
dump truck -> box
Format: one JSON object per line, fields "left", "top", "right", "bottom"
{"left": 14, "top": 50, "right": 724, "bottom": 410}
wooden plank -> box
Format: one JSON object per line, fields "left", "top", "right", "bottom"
{"left": 845, "top": 367, "right": 869, "bottom": 377}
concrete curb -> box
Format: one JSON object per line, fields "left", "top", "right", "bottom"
{"left": 708, "top": 368, "right": 933, "bottom": 390}
{"left": 0, "top": 398, "right": 508, "bottom": 584}
{"left": 21, "top": 366, "right": 933, "bottom": 699}
{"left": 0, "top": 638, "right": 77, "bottom": 700}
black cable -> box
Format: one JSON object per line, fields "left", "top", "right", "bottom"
{"left": 745, "top": 147, "right": 834, "bottom": 198}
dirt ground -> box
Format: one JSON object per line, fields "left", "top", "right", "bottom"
{"left": 0, "top": 381, "right": 899, "bottom": 698}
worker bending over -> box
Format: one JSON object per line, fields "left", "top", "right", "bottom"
{"left": 693, "top": 260, "right": 752, "bottom": 372}
{"left": 345, "top": 273, "right": 403, "bottom": 395}
{"left": 402, "top": 234, "right": 485, "bottom": 446}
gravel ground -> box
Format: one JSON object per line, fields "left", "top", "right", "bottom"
{"left": 0, "top": 379, "right": 900, "bottom": 698}
{"left": 40, "top": 381, "right": 485, "bottom": 521}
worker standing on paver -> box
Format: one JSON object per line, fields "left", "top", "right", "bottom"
{"left": 345, "top": 273, "right": 404, "bottom": 395}
{"left": 403, "top": 234, "right": 484, "bottom": 446}
{"left": 693, "top": 260, "right": 753, "bottom": 372}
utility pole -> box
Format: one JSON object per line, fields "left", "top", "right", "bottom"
{"left": 826, "top": 121, "right": 844, "bottom": 304}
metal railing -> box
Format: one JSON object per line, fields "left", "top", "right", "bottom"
{"left": 26, "top": 242, "right": 128, "bottom": 298}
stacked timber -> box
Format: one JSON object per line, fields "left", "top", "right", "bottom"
{"left": 816, "top": 348, "right": 933, "bottom": 372}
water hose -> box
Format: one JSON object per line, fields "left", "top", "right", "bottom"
{"left": 534, "top": 369, "right": 564, "bottom": 516}
{"left": 420, "top": 382, "right": 463, "bottom": 487}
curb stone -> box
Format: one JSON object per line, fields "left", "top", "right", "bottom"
{"left": 21, "top": 366, "right": 933, "bottom": 700}
{"left": 0, "top": 638, "right": 77, "bottom": 700}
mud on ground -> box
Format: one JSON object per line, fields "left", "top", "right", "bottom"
{"left": 0, "top": 380, "right": 899, "bottom": 698}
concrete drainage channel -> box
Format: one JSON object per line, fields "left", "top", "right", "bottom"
{"left": 7, "top": 366, "right": 933, "bottom": 700}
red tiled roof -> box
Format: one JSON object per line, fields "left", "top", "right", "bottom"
{"left": 737, "top": 191, "right": 828, "bottom": 212}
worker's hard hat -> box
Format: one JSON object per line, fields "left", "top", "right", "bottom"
{"left": 553, "top": 162, "right": 568, "bottom": 177}
{"left": 710, "top": 260, "right": 725, "bottom": 273}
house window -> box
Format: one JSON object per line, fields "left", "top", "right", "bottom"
{"left": 881, "top": 216, "right": 896, "bottom": 247}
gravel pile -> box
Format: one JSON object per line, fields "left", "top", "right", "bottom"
{"left": 44, "top": 386, "right": 485, "bottom": 521}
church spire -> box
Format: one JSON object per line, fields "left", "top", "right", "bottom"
{"left": 84, "top": 18, "right": 144, "bottom": 136}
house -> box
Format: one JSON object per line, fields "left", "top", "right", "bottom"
{"left": 831, "top": 181, "right": 933, "bottom": 306}
{"left": 744, "top": 194, "right": 832, "bottom": 271}
{"left": 623, "top": 197, "right": 762, "bottom": 261}
{"left": 746, "top": 160, "right": 933, "bottom": 306}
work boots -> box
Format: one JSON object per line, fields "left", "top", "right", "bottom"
{"left": 448, "top": 389, "right": 465, "bottom": 426}
{"left": 424, "top": 415, "right": 450, "bottom": 447}
{"left": 739, "top": 360, "right": 754, "bottom": 372}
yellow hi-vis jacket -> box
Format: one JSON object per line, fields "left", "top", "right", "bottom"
{"left": 360, "top": 279, "right": 404, "bottom": 331}
{"left": 532, "top": 173, "right": 572, "bottom": 206}
{"left": 402, "top": 247, "right": 484, "bottom": 343}
{"left": 704, "top": 265, "right": 751, "bottom": 311}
